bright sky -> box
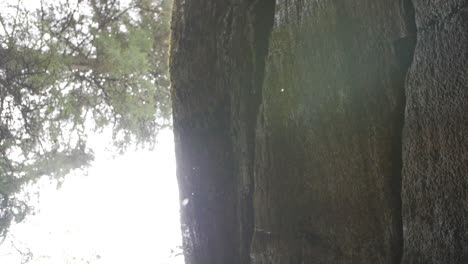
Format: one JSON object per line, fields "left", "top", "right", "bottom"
{"left": 0, "top": 129, "right": 184, "bottom": 264}
{"left": 0, "top": 0, "right": 184, "bottom": 262}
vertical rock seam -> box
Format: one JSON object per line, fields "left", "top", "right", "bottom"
{"left": 170, "top": 0, "right": 468, "bottom": 263}
{"left": 395, "top": 0, "right": 417, "bottom": 262}
{"left": 169, "top": 0, "right": 275, "bottom": 263}
{"left": 231, "top": 1, "right": 275, "bottom": 263}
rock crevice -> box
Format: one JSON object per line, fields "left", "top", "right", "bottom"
{"left": 170, "top": 0, "right": 468, "bottom": 263}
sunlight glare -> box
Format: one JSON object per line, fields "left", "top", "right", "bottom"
{"left": 0, "top": 130, "right": 184, "bottom": 264}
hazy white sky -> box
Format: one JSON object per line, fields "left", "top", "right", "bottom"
{"left": 0, "top": 129, "right": 184, "bottom": 264}
{"left": 0, "top": 0, "right": 183, "bottom": 262}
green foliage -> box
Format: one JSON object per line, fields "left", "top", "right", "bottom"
{"left": 0, "top": 0, "right": 172, "bottom": 236}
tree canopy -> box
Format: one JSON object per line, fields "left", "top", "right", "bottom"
{"left": 0, "top": 0, "right": 172, "bottom": 236}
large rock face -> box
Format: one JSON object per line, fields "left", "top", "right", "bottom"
{"left": 170, "top": 0, "right": 274, "bottom": 263}
{"left": 401, "top": 1, "right": 468, "bottom": 263}
{"left": 250, "top": 0, "right": 412, "bottom": 263}
{"left": 170, "top": 0, "right": 468, "bottom": 263}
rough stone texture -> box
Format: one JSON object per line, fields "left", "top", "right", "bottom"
{"left": 170, "top": 0, "right": 468, "bottom": 263}
{"left": 401, "top": 2, "right": 468, "bottom": 263}
{"left": 250, "top": 0, "right": 414, "bottom": 263}
{"left": 412, "top": 0, "right": 468, "bottom": 30}
{"left": 170, "top": 0, "right": 274, "bottom": 263}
